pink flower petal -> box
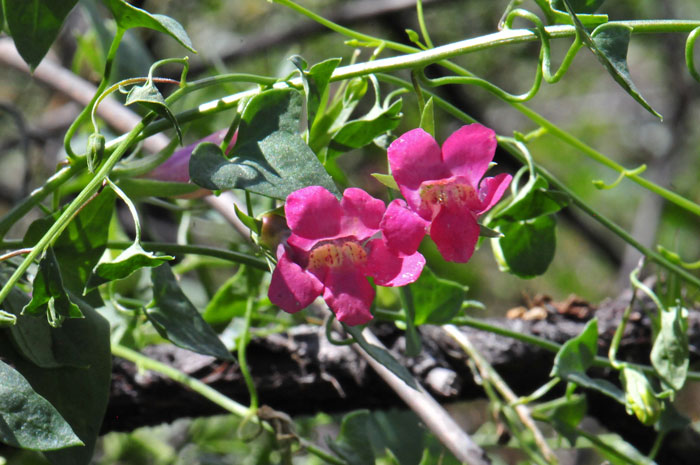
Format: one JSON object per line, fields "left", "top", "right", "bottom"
{"left": 429, "top": 206, "right": 480, "bottom": 263}
{"left": 366, "top": 239, "right": 425, "bottom": 287}
{"left": 441, "top": 124, "right": 497, "bottom": 188}
{"left": 388, "top": 128, "right": 450, "bottom": 211}
{"left": 268, "top": 250, "right": 323, "bottom": 313}
{"left": 478, "top": 173, "right": 512, "bottom": 215}
{"left": 380, "top": 199, "right": 427, "bottom": 255}
{"left": 285, "top": 186, "right": 342, "bottom": 250}
{"left": 339, "top": 188, "right": 386, "bottom": 240}
{"left": 323, "top": 268, "right": 374, "bottom": 326}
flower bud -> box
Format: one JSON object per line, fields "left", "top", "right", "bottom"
{"left": 87, "top": 133, "right": 106, "bottom": 173}
{"left": 258, "top": 213, "right": 290, "bottom": 251}
{"left": 621, "top": 366, "right": 663, "bottom": 426}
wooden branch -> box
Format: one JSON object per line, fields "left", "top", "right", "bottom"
{"left": 105, "top": 290, "right": 700, "bottom": 464}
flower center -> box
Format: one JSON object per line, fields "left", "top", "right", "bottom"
{"left": 308, "top": 239, "right": 367, "bottom": 270}
{"left": 418, "top": 178, "right": 478, "bottom": 216}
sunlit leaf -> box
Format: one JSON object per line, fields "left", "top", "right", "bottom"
{"left": 86, "top": 243, "right": 174, "bottom": 292}
{"left": 291, "top": 55, "right": 342, "bottom": 127}
{"left": 492, "top": 214, "right": 556, "bottom": 278}
{"left": 149, "top": 264, "right": 233, "bottom": 360}
{"left": 0, "top": 360, "right": 82, "bottom": 451}
{"left": 125, "top": 81, "right": 182, "bottom": 144}
{"left": 651, "top": 306, "right": 689, "bottom": 391}
{"left": 2, "top": 0, "right": 78, "bottom": 69}
{"left": 419, "top": 97, "right": 435, "bottom": 138}
{"left": 101, "top": 0, "right": 195, "bottom": 52}
{"left": 411, "top": 266, "right": 466, "bottom": 325}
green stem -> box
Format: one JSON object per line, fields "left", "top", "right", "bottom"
{"left": 0, "top": 114, "right": 155, "bottom": 307}
{"left": 609, "top": 268, "right": 640, "bottom": 369}
{"left": 107, "top": 178, "right": 142, "bottom": 243}
{"left": 416, "top": 0, "right": 434, "bottom": 48}
{"left": 106, "top": 241, "right": 268, "bottom": 270}
{"left": 64, "top": 27, "right": 125, "bottom": 159}
{"left": 239, "top": 295, "right": 259, "bottom": 411}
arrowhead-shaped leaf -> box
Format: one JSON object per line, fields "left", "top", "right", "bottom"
{"left": 86, "top": 243, "right": 173, "bottom": 292}
{"left": 126, "top": 81, "right": 182, "bottom": 144}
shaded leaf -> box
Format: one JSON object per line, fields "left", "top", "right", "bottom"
{"left": 568, "top": 372, "right": 625, "bottom": 404}
{"left": 125, "top": 81, "right": 182, "bottom": 144}
{"left": 86, "top": 243, "right": 173, "bottom": 292}
{"left": 547, "top": 394, "right": 587, "bottom": 444}
{"left": 411, "top": 266, "right": 466, "bottom": 325}
{"left": 148, "top": 264, "right": 233, "bottom": 360}
{"left": 343, "top": 324, "right": 417, "bottom": 389}
{"left": 101, "top": 0, "right": 195, "bottom": 52}
{"left": 655, "top": 402, "right": 690, "bottom": 435}
{"left": 548, "top": 0, "right": 608, "bottom": 26}
{"left": 495, "top": 176, "right": 569, "bottom": 222}
{"left": 190, "top": 89, "right": 339, "bottom": 199}
{"left": 651, "top": 306, "right": 689, "bottom": 391}
{"left": 3, "top": 0, "right": 78, "bottom": 69}
{"left": 202, "top": 268, "right": 251, "bottom": 330}
{"left": 116, "top": 178, "right": 201, "bottom": 198}
{"left": 550, "top": 0, "right": 606, "bottom": 14}
{"left": 560, "top": 0, "right": 662, "bottom": 119}
{"left": 327, "top": 411, "right": 375, "bottom": 465}
{"left": 22, "top": 247, "right": 83, "bottom": 327}
{"left": 0, "top": 360, "right": 82, "bottom": 451}
{"left": 492, "top": 214, "right": 556, "bottom": 278}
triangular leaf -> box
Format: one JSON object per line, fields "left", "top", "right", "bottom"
{"left": 3, "top": 0, "right": 78, "bottom": 70}
{"left": 371, "top": 173, "right": 399, "bottom": 191}
{"left": 327, "top": 411, "right": 375, "bottom": 465}
{"left": 552, "top": 318, "right": 598, "bottom": 378}
{"left": 0, "top": 360, "right": 83, "bottom": 451}
{"left": 148, "top": 264, "right": 233, "bottom": 360}
{"left": 86, "top": 243, "right": 173, "bottom": 292}
{"left": 560, "top": 0, "right": 662, "bottom": 119}
{"left": 101, "top": 0, "right": 195, "bottom": 52}
{"left": 125, "top": 81, "right": 182, "bottom": 144}
{"left": 190, "top": 88, "right": 339, "bottom": 199}
{"left": 292, "top": 56, "right": 342, "bottom": 128}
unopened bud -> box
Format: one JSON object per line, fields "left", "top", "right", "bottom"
{"left": 259, "top": 213, "right": 290, "bottom": 251}
{"left": 87, "top": 133, "right": 106, "bottom": 173}
{"left": 621, "top": 367, "right": 663, "bottom": 426}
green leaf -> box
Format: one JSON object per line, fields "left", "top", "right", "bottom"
{"left": 495, "top": 176, "right": 569, "bottom": 222}
{"left": 478, "top": 224, "right": 502, "bottom": 238}
{"left": 552, "top": 318, "right": 598, "bottom": 378}
{"left": 548, "top": 0, "right": 608, "bottom": 26}
{"left": 0, "top": 360, "right": 82, "bottom": 451}
{"left": 86, "top": 243, "right": 174, "bottom": 292}
{"left": 101, "top": 0, "right": 195, "bottom": 52}
{"left": 371, "top": 173, "right": 399, "bottom": 191}
{"left": 233, "top": 204, "right": 262, "bottom": 235}
{"left": 343, "top": 324, "right": 417, "bottom": 389}
{"left": 547, "top": 394, "right": 587, "bottom": 444}
{"left": 291, "top": 56, "right": 342, "bottom": 128}
{"left": 411, "top": 266, "right": 466, "bottom": 325}
{"left": 651, "top": 306, "right": 689, "bottom": 391}
{"left": 116, "top": 177, "right": 202, "bottom": 198}
{"left": 202, "top": 268, "right": 253, "bottom": 330}
{"left": 327, "top": 411, "right": 375, "bottom": 465}
{"left": 0, "top": 301, "right": 112, "bottom": 465}
{"left": 125, "top": 81, "right": 182, "bottom": 144}
{"left": 419, "top": 97, "right": 435, "bottom": 138}
{"left": 655, "top": 402, "right": 690, "bottom": 435}
{"left": 327, "top": 98, "right": 403, "bottom": 159}
{"left": 567, "top": 372, "right": 625, "bottom": 404}
{"left": 550, "top": 0, "right": 606, "bottom": 14}
{"left": 148, "top": 264, "right": 233, "bottom": 360}
{"left": 620, "top": 366, "right": 663, "bottom": 426}
{"left": 559, "top": 0, "right": 662, "bottom": 119}
{"left": 22, "top": 247, "right": 83, "bottom": 327}
{"left": 2, "top": 0, "right": 78, "bottom": 70}
{"left": 189, "top": 88, "right": 339, "bottom": 199}
{"left": 492, "top": 214, "right": 556, "bottom": 278}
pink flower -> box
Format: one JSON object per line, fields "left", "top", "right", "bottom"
{"left": 268, "top": 186, "right": 425, "bottom": 326}
{"left": 147, "top": 129, "right": 236, "bottom": 183}
{"left": 386, "top": 124, "right": 512, "bottom": 263}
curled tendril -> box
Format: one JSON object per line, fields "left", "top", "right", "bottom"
{"left": 658, "top": 245, "right": 700, "bottom": 270}
{"left": 685, "top": 27, "right": 700, "bottom": 83}
{"left": 419, "top": 8, "right": 583, "bottom": 103}
{"left": 592, "top": 164, "right": 647, "bottom": 190}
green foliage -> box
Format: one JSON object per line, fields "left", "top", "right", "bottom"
{"left": 419, "top": 97, "right": 435, "bottom": 138}
{"left": 651, "top": 306, "right": 689, "bottom": 391}
{"left": 411, "top": 266, "right": 466, "bottom": 325}
{"left": 190, "top": 88, "right": 339, "bottom": 199}
{"left": 86, "top": 243, "right": 173, "bottom": 292}
{"left": 148, "top": 264, "right": 233, "bottom": 360}
{"left": 327, "top": 411, "right": 375, "bottom": 465}
{"left": 0, "top": 361, "right": 82, "bottom": 451}
{"left": 291, "top": 55, "right": 342, "bottom": 128}
{"left": 125, "top": 80, "right": 183, "bottom": 144}
{"left": 101, "top": 0, "right": 195, "bottom": 52}
{"left": 2, "top": 0, "right": 78, "bottom": 69}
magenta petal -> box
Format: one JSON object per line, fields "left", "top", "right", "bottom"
{"left": 478, "top": 173, "right": 512, "bottom": 215}
{"left": 268, "top": 250, "right": 323, "bottom": 313}
{"left": 441, "top": 124, "right": 497, "bottom": 188}
{"left": 388, "top": 129, "right": 450, "bottom": 210}
{"left": 429, "top": 207, "right": 480, "bottom": 263}
{"left": 366, "top": 239, "right": 425, "bottom": 287}
{"left": 380, "top": 199, "right": 427, "bottom": 255}
{"left": 323, "top": 269, "right": 374, "bottom": 326}
{"left": 285, "top": 186, "right": 342, "bottom": 243}
{"left": 339, "top": 188, "right": 385, "bottom": 240}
